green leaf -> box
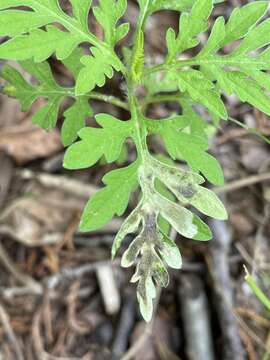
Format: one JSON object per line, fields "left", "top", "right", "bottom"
{"left": 79, "top": 162, "right": 139, "bottom": 231}
{"left": 63, "top": 114, "right": 134, "bottom": 169}
{"left": 144, "top": 72, "right": 178, "bottom": 95}
{"left": 0, "top": 8, "right": 55, "bottom": 36}
{"left": 215, "top": 70, "right": 270, "bottom": 117}
{"left": 221, "top": 1, "right": 268, "bottom": 47}
{"left": 179, "top": 146, "right": 224, "bottom": 185}
{"left": 75, "top": 47, "right": 121, "bottom": 95}
{"left": 2, "top": 61, "right": 62, "bottom": 130}
{"left": 192, "top": 215, "right": 212, "bottom": 241}
{"left": 233, "top": 18, "right": 270, "bottom": 55}
{"left": 138, "top": 0, "right": 222, "bottom": 16}
{"left": 62, "top": 48, "right": 86, "bottom": 79}
{"left": 151, "top": 158, "right": 227, "bottom": 219}
{"left": 0, "top": 0, "right": 99, "bottom": 62}
{"left": 61, "top": 98, "right": 93, "bottom": 147}
{"left": 2, "top": 60, "right": 93, "bottom": 136}
{"left": 0, "top": 26, "right": 81, "bottom": 62}
{"left": 146, "top": 116, "right": 190, "bottom": 135}
{"left": 93, "top": 0, "right": 129, "bottom": 47}
{"left": 197, "top": 17, "right": 225, "bottom": 58}
{"left": 166, "top": 0, "right": 213, "bottom": 58}
{"left": 176, "top": 70, "right": 228, "bottom": 119}
{"left": 69, "top": 0, "right": 93, "bottom": 33}
{"left": 189, "top": 187, "right": 227, "bottom": 220}
{"left": 150, "top": 119, "right": 224, "bottom": 185}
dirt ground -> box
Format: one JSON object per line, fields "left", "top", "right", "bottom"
{"left": 0, "top": 1, "right": 269, "bottom": 359}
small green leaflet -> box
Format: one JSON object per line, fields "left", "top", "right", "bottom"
{"left": 185, "top": 1, "right": 270, "bottom": 119}
{"left": 176, "top": 70, "right": 228, "bottom": 120}
{"left": 61, "top": 98, "right": 92, "bottom": 147}
{"left": 214, "top": 70, "right": 270, "bottom": 117}
{"left": 2, "top": 61, "right": 62, "bottom": 130}
{"left": 0, "top": 0, "right": 125, "bottom": 93}
{"left": 197, "top": 17, "right": 225, "bottom": 58}
{"left": 2, "top": 59, "right": 93, "bottom": 139}
{"left": 148, "top": 122, "right": 224, "bottom": 185}
{"left": 221, "top": 1, "right": 268, "bottom": 47}
{"left": 93, "top": 0, "right": 129, "bottom": 48}
{"left": 166, "top": 0, "right": 213, "bottom": 59}
{"left": 150, "top": 158, "right": 227, "bottom": 220}
{"left": 63, "top": 114, "right": 134, "bottom": 169}
{"left": 0, "top": 26, "right": 81, "bottom": 62}
{"left": 79, "top": 162, "right": 139, "bottom": 231}
{"left": 137, "top": 0, "right": 222, "bottom": 16}
{"left": 233, "top": 18, "right": 270, "bottom": 55}
{"left": 75, "top": 47, "right": 121, "bottom": 95}
{"left": 0, "top": 0, "right": 97, "bottom": 60}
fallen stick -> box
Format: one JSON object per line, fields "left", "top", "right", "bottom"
{"left": 178, "top": 274, "right": 215, "bottom": 360}
{"left": 207, "top": 218, "right": 245, "bottom": 360}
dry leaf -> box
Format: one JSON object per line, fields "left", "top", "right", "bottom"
{"left": 0, "top": 120, "right": 62, "bottom": 164}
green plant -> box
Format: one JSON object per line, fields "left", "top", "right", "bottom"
{"left": 1, "top": 0, "right": 270, "bottom": 321}
{"left": 244, "top": 266, "right": 270, "bottom": 312}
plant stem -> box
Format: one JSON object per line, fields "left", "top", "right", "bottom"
{"left": 144, "top": 58, "right": 197, "bottom": 77}
{"left": 142, "top": 93, "right": 181, "bottom": 107}
{"left": 126, "top": 5, "right": 150, "bottom": 162}
{"left": 88, "top": 92, "right": 128, "bottom": 110}
{"left": 244, "top": 266, "right": 270, "bottom": 312}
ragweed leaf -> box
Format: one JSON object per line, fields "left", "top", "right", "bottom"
{"left": 79, "top": 162, "right": 139, "bottom": 231}
{"left": 214, "top": 70, "right": 270, "bottom": 117}
{"left": 166, "top": 0, "right": 213, "bottom": 59}
{"left": 63, "top": 114, "right": 135, "bottom": 169}
{"left": 75, "top": 47, "right": 121, "bottom": 95}
{"left": 1, "top": 60, "right": 93, "bottom": 137}
{"left": 93, "top": 0, "right": 129, "bottom": 47}
{"left": 153, "top": 194, "right": 198, "bottom": 239}
{"left": 0, "top": 26, "right": 81, "bottom": 62}
{"left": 221, "top": 1, "right": 268, "bottom": 46}
{"left": 2, "top": 61, "right": 62, "bottom": 130}
{"left": 158, "top": 233, "right": 182, "bottom": 269}
{"left": 138, "top": 0, "right": 223, "bottom": 16}
{"left": 61, "top": 97, "right": 93, "bottom": 147}
{"left": 0, "top": 0, "right": 97, "bottom": 61}
{"left": 176, "top": 70, "right": 227, "bottom": 120}
{"left": 112, "top": 204, "right": 143, "bottom": 259}
{"left": 148, "top": 119, "right": 224, "bottom": 185}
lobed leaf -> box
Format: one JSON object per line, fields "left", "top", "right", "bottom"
{"left": 176, "top": 70, "right": 227, "bottom": 120}
{"left": 79, "top": 162, "right": 139, "bottom": 232}
{"left": 75, "top": 47, "right": 121, "bottom": 95}
{"left": 221, "top": 1, "right": 268, "bottom": 47}
{"left": 2, "top": 59, "right": 93, "bottom": 137}
{"left": 93, "top": 0, "right": 129, "bottom": 47}
{"left": 63, "top": 114, "right": 135, "bottom": 169}
{"left": 166, "top": 0, "right": 213, "bottom": 59}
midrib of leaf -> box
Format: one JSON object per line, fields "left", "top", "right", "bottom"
{"left": 30, "top": 0, "right": 125, "bottom": 73}
{"left": 12, "top": 84, "right": 128, "bottom": 109}
{"left": 144, "top": 55, "right": 269, "bottom": 76}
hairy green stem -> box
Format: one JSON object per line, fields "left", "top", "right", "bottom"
{"left": 143, "top": 56, "right": 269, "bottom": 78}
{"left": 144, "top": 58, "right": 197, "bottom": 77}
{"left": 127, "top": 4, "right": 150, "bottom": 162}
{"left": 87, "top": 92, "right": 128, "bottom": 110}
